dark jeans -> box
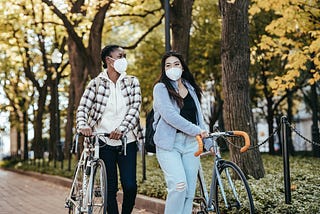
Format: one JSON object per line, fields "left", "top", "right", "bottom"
{"left": 99, "top": 141, "right": 138, "bottom": 214}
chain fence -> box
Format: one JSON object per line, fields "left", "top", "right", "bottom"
{"left": 218, "top": 118, "right": 320, "bottom": 151}
{"left": 285, "top": 119, "right": 320, "bottom": 147}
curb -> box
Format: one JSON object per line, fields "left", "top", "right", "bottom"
{"left": 5, "top": 168, "right": 165, "bottom": 214}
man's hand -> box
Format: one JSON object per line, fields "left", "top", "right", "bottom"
{"left": 79, "top": 127, "right": 92, "bottom": 136}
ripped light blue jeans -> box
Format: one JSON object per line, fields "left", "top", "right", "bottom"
{"left": 156, "top": 133, "right": 200, "bottom": 214}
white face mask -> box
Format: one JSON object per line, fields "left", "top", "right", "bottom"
{"left": 165, "top": 67, "right": 182, "bottom": 81}
{"left": 111, "top": 57, "right": 128, "bottom": 73}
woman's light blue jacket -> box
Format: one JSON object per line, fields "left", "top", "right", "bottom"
{"left": 153, "top": 80, "right": 212, "bottom": 151}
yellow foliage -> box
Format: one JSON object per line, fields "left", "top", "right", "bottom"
{"left": 249, "top": 4, "right": 261, "bottom": 15}
{"left": 285, "top": 51, "right": 308, "bottom": 71}
{"left": 250, "top": 0, "right": 320, "bottom": 94}
{"left": 308, "top": 71, "right": 320, "bottom": 85}
{"left": 314, "top": 53, "right": 320, "bottom": 68}
{"left": 309, "top": 37, "right": 320, "bottom": 53}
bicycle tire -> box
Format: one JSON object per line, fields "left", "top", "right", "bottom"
{"left": 88, "top": 159, "right": 107, "bottom": 214}
{"left": 213, "top": 160, "right": 254, "bottom": 214}
{"left": 69, "top": 159, "right": 88, "bottom": 214}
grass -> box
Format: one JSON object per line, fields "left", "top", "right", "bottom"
{"left": 1, "top": 152, "right": 320, "bottom": 213}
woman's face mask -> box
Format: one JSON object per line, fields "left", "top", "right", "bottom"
{"left": 165, "top": 67, "right": 182, "bottom": 81}
{"left": 110, "top": 57, "right": 128, "bottom": 74}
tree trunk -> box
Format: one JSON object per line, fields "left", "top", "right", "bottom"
{"left": 33, "top": 90, "right": 47, "bottom": 159}
{"left": 64, "top": 38, "right": 87, "bottom": 151}
{"left": 261, "top": 68, "right": 276, "bottom": 154}
{"left": 220, "top": 0, "right": 264, "bottom": 179}
{"left": 286, "top": 90, "right": 295, "bottom": 155}
{"left": 170, "top": 0, "right": 193, "bottom": 61}
{"left": 266, "top": 108, "right": 276, "bottom": 154}
{"left": 310, "top": 66, "right": 320, "bottom": 157}
{"left": 23, "top": 111, "right": 28, "bottom": 160}
{"left": 49, "top": 78, "right": 57, "bottom": 162}
{"left": 65, "top": 74, "right": 76, "bottom": 170}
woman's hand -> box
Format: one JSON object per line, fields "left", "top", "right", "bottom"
{"left": 209, "top": 146, "right": 215, "bottom": 155}
{"left": 200, "top": 130, "right": 209, "bottom": 139}
{"left": 109, "top": 130, "right": 123, "bottom": 140}
{"left": 79, "top": 126, "right": 92, "bottom": 136}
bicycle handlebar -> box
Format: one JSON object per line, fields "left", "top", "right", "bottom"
{"left": 194, "top": 131, "right": 251, "bottom": 157}
{"left": 194, "top": 135, "right": 203, "bottom": 157}
{"left": 71, "top": 132, "right": 127, "bottom": 155}
{"left": 230, "top": 131, "right": 250, "bottom": 153}
{"left": 77, "top": 132, "right": 111, "bottom": 137}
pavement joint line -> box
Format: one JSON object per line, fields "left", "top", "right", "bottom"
{"left": 3, "top": 168, "right": 165, "bottom": 214}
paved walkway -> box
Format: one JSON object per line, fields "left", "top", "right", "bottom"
{"left": 0, "top": 169, "right": 159, "bottom": 214}
{"left": 0, "top": 169, "right": 68, "bottom": 213}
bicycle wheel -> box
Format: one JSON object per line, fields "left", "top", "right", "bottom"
{"left": 213, "top": 160, "right": 254, "bottom": 214}
{"left": 88, "top": 159, "right": 107, "bottom": 214}
{"left": 68, "top": 160, "right": 87, "bottom": 214}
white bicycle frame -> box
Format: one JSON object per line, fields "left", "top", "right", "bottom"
{"left": 66, "top": 134, "right": 101, "bottom": 213}
{"left": 66, "top": 132, "right": 127, "bottom": 213}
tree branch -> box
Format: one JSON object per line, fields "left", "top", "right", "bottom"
{"left": 41, "top": 0, "right": 87, "bottom": 57}
{"left": 123, "top": 14, "right": 164, "bottom": 50}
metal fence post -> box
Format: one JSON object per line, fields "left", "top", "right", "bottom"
{"left": 281, "top": 116, "right": 291, "bottom": 204}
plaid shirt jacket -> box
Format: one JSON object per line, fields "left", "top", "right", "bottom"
{"left": 76, "top": 73, "right": 143, "bottom": 142}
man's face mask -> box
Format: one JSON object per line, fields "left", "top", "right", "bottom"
{"left": 110, "top": 57, "right": 128, "bottom": 74}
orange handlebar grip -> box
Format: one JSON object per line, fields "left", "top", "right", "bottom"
{"left": 194, "top": 135, "right": 203, "bottom": 157}
{"left": 233, "top": 131, "right": 250, "bottom": 153}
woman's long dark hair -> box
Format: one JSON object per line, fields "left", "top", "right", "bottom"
{"left": 156, "top": 51, "right": 202, "bottom": 108}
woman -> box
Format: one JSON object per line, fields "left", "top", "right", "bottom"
{"left": 76, "top": 44, "right": 142, "bottom": 214}
{"left": 153, "top": 51, "right": 212, "bottom": 214}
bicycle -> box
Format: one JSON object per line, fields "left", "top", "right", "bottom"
{"left": 193, "top": 131, "right": 255, "bottom": 214}
{"left": 65, "top": 132, "right": 127, "bottom": 214}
